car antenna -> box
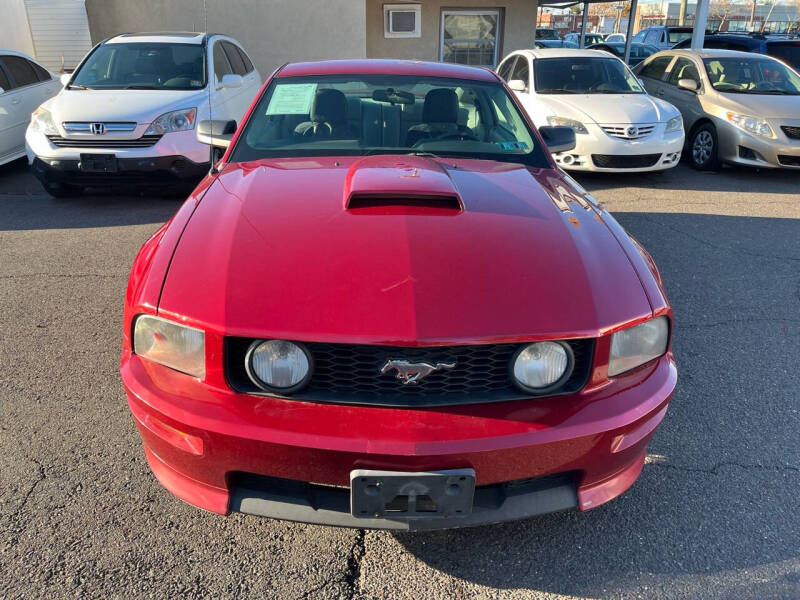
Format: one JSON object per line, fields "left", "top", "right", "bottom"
{"left": 204, "top": 0, "right": 219, "bottom": 175}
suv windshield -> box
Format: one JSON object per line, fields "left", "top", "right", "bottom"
{"left": 534, "top": 57, "right": 645, "bottom": 94}
{"left": 536, "top": 29, "right": 560, "bottom": 40}
{"left": 704, "top": 57, "right": 800, "bottom": 94}
{"left": 70, "top": 43, "right": 206, "bottom": 90}
{"left": 232, "top": 74, "right": 548, "bottom": 167}
{"left": 668, "top": 30, "right": 693, "bottom": 43}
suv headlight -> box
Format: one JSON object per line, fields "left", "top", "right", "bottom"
{"left": 726, "top": 112, "right": 773, "bottom": 138}
{"left": 31, "top": 107, "right": 58, "bottom": 135}
{"left": 145, "top": 108, "right": 197, "bottom": 135}
{"left": 664, "top": 115, "right": 683, "bottom": 134}
{"left": 546, "top": 115, "right": 589, "bottom": 135}
{"left": 608, "top": 316, "right": 669, "bottom": 377}
{"left": 133, "top": 315, "right": 205, "bottom": 377}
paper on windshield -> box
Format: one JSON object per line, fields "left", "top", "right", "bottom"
{"left": 266, "top": 83, "right": 318, "bottom": 115}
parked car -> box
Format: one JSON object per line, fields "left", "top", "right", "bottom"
{"left": 672, "top": 33, "right": 800, "bottom": 70}
{"left": 25, "top": 32, "right": 261, "bottom": 197}
{"left": 121, "top": 58, "right": 676, "bottom": 530}
{"left": 605, "top": 33, "right": 626, "bottom": 43}
{"left": 563, "top": 32, "right": 606, "bottom": 46}
{"left": 634, "top": 49, "right": 800, "bottom": 169}
{"left": 534, "top": 40, "right": 579, "bottom": 49}
{"left": 632, "top": 26, "right": 694, "bottom": 50}
{"left": 535, "top": 28, "right": 561, "bottom": 41}
{"left": 0, "top": 50, "right": 61, "bottom": 167}
{"left": 589, "top": 42, "right": 660, "bottom": 66}
{"left": 497, "top": 49, "right": 684, "bottom": 172}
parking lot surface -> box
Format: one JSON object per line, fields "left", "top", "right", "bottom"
{"left": 1, "top": 158, "right": 798, "bottom": 599}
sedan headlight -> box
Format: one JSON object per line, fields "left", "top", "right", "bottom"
{"left": 546, "top": 116, "right": 588, "bottom": 135}
{"left": 726, "top": 112, "right": 773, "bottom": 138}
{"left": 608, "top": 316, "right": 669, "bottom": 377}
{"left": 246, "top": 340, "right": 312, "bottom": 393}
{"left": 133, "top": 315, "right": 205, "bottom": 378}
{"left": 512, "top": 341, "right": 573, "bottom": 393}
{"left": 145, "top": 108, "right": 197, "bottom": 135}
{"left": 30, "top": 107, "right": 58, "bottom": 135}
{"left": 664, "top": 115, "right": 683, "bottom": 134}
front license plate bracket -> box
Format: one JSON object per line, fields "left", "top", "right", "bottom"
{"left": 79, "top": 153, "right": 118, "bottom": 173}
{"left": 350, "top": 468, "right": 475, "bottom": 519}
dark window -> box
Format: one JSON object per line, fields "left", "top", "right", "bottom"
{"left": 30, "top": 60, "right": 51, "bottom": 81}
{"left": 644, "top": 29, "right": 663, "bottom": 45}
{"left": 639, "top": 55, "right": 673, "bottom": 80}
{"left": 213, "top": 41, "right": 233, "bottom": 80}
{"left": 767, "top": 42, "right": 800, "bottom": 69}
{"left": 667, "top": 57, "right": 700, "bottom": 85}
{"left": 236, "top": 45, "right": 254, "bottom": 73}
{"left": 0, "top": 60, "right": 10, "bottom": 90}
{"left": 1, "top": 55, "right": 38, "bottom": 88}
{"left": 222, "top": 41, "right": 247, "bottom": 76}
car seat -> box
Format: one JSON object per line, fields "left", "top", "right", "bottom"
{"left": 405, "top": 88, "right": 471, "bottom": 146}
{"left": 295, "top": 89, "right": 357, "bottom": 138}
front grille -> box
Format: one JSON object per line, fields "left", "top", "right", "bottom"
{"left": 591, "top": 153, "right": 661, "bottom": 169}
{"left": 46, "top": 134, "right": 162, "bottom": 148}
{"left": 778, "top": 154, "right": 800, "bottom": 167}
{"left": 600, "top": 124, "right": 656, "bottom": 140}
{"left": 225, "top": 339, "right": 594, "bottom": 407}
{"left": 781, "top": 126, "right": 800, "bottom": 140}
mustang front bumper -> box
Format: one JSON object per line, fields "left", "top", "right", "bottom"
{"left": 121, "top": 349, "right": 676, "bottom": 530}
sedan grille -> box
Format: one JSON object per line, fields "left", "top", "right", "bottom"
{"left": 600, "top": 124, "right": 656, "bottom": 140}
{"left": 591, "top": 153, "right": 661, "bottom": 169}
{"left": 781, "top": 126, "right": 800, "bottom": 140}
{"left": 224, "top": 339, "right": 594, "bottom": 407}
{"left": 46, "top": 135, "right": 162, "bottom": 148}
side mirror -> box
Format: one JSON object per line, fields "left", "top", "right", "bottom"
{"left": 508, "top": 79, "right": 527, "bottom": 92}
{"left": 0, "top": 87, "right": 4, "bottom": 94}
{"left": 677, "top": 78, "right": 699, "bottom": 92}
{"left": 539, "top": 125, "right": 576, "bottom": 154}
{"left": 220, "top": 73, "right": 243, "bottom": 89}
{"left": 60, "top": 73, "right": 71, "bottom": 86}
{"left": 197, "top": 119, "right": 237, "bottom": 151}
{"left": 638, "top": 77, "right": 646, "bottom": 87}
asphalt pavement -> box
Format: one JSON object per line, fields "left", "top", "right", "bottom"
{"left": 1, "top": 157, "right": 798, "bottom": 599}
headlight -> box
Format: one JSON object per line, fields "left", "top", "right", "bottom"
{"left": 726, "top": 112, "right": 773, "bottom": 138}
{"left": 145, "top": 108, "right": 197, "bottom": 135}
{"left": 246, "top": 340, "right": 312, "bottom": 393}
{"left": 31, "top": 107, "right": 58, "bottom": 135}
{"left": 133, "top": 315, "right": 205, "bottom": 377}
{"left": 664, "top": 115, "right": 683, "bottom": 134}
{"left": 608, "top": 316, "right": 669, "bottom": 377}
{"left": 512, "top": 341, "right": 573, "bottom": 392}
{"left": 546, "top": 116, "right": 588, "bottom": 135}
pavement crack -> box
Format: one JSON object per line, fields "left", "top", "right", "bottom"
{"left": 10, "top": 458, "right": 46, "bottom": 519}
{"left": 681, "top": 317, "right": 800, "bottom": 329}
{"left": 650, "top": 461, "right": 799, "bottom": 476}
{"left": 344, "top": 529, "right": 366, "bottom": 599}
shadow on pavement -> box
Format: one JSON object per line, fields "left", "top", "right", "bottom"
{"left": 394, "top": 212, "right": 800, "bottom": 598}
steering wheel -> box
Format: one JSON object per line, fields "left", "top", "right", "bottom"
{"left": 413, "top": 131, "right": 479, "bottom": 147}
{"left": 301, "top": 122, "right": 333, "bottom": 138}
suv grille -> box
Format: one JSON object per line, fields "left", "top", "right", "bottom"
{"left": 46, "top": 134, "right": 162, "bottom": 148}
{"left": 224, "top": 339, "right": 594, "bottom": 407}
{"left": 600, "top": 124, "right": 656, "bottom": 140}
{"left": 781, "top": 126, "right": 800, "bottom": 140}
{"left": 592, "top": 153, "right": 661, "bottom": 169}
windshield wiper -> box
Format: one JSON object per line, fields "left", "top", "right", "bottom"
{"left": 538, "top": 89, "right": 579, "bottom": 94}
{"left": 67, "top": 84, "right": 90, "bottom": 90}
{"left": 755, "top": 89, "right": 800, "bottom": 95}
{"left": 123, "top": 85, "right": 159, "bottom": 90}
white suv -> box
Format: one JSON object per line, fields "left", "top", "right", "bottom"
{"left": 25, "top": 32, "right": 261, "bottom": 197}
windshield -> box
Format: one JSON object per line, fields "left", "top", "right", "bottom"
{"left": 536, "top": 29, "right": 560, "bottom": 40}
{"left": 703, "top": 57, "right": 800, "bottom": 94}
{"left": 232, "top": 74, "right": 548, "bottom": 167}
{"left": 766, "top": 42, "right": 800, "bottom": 69}
{"left": 668, "top": 31, "right": 693, "bottom": 43}
{"left": 71, "top": 43, "right": 206, "bottom": 90}
{"left": 534, "top": 57, "right": 645, "bottom": 94}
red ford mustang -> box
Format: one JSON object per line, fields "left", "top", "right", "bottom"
{"left": 121, "top": 59, "right": 676, "bottom": 530}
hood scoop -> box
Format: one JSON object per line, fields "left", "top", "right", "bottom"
{"left": 343, "top": 155, "right": 463, "bottom": 214}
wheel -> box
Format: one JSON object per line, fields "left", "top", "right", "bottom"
{"left": 44, "top": 182, "right": 84, "bottom": 198}
{"left": 689, "top": 123, "right": 720, "bottom": 171}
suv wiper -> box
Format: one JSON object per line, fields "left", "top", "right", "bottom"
{"left": 123, "top": 85, "right": 159, "bottom": 90}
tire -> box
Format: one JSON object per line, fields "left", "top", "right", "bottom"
{"left": 44, "top": 182, "right": 84, "bottom": 198}
{"left": 689, "top": 123, "right": 720, "bottom": 171}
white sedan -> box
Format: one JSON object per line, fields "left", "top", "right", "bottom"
{"left": 497, "top": 49, "right": 685, "bottom": 172}
{"left": 0, "top": 50, "right": 61, "bottom": 166}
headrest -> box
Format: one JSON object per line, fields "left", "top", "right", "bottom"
{"left": 422, "top": 88, "right": 459, "bottom": 123}
{"left": 310, "top": 89, "right": 348, "bottom": 124}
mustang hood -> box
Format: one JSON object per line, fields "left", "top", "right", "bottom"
{"left": 542, "top": 93, "right": 674, "bottom": 124}
{"left": 159, "top": 156, "right": 652, "bottom": 343}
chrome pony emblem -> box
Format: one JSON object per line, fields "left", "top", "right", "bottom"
{"left": 380, "top": 359, "right": 456, "bottom": 385}
{"left": 626, "top": 126, "right": 638, "bottom": 138}
{"left": 90, "top": 122, "right": 105, "bottom": 135}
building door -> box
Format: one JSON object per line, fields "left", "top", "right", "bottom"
{"left": 440, "top": 9, "right": 502, "bottom": 67}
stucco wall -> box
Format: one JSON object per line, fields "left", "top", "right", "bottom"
{"left": 366, "top": 0, "right": 537, "bottom": 64}
{"left": 84, "top": 0, "right": 367, "bottom": 74}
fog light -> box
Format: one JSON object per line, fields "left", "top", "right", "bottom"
{"left": 512, "top": 341, "right": 573, "bottom": 393}
{"left": 246, "top": 340, "right": 312, "bottom": 393}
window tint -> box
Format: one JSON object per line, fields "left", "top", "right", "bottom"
{"left": 510, "top": 56, "right": 529, "bottom": 87}
{"left": 632, "top": 31, "right": 647, "bottom": 43}
{"left": 236, "top": 45, "right": 254, "bottom": 73}
{"left": 497, "top": 56, "right": 516, "bottom": 81}
{"left": 667, "top": 57, "right": 700, "bottom": 85}
{"left": 639, "top": 56, "right": 673, "bottom": 80}
{"left": 644, "top": 30, "right": 663, "bottom": 44}
{"left": 222, "top": 41, "right": 246, "bottom": 76}
{"left": 0, "top": 61, "right": 10, "bottom": 90}
{"left": 30, "top": 60, "right": 51, "bottom": 81}
{"left": 2, "top": 55, "right": 38, "bottom": 87}
{"left": 213, "top": 42, "right": 233, "bottom": 80}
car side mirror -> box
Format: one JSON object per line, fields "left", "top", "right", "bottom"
{"left": 220, "top": 73, "right": 243, "bottom": 89}
{"left": 539, "top": 125, "right": 576, "bottom": 154}
{"left": 0, "top": 86, "right": 4, "bottom": 94}
{"left": 508, "top": 79, "right": 527, "bottom": 92}
{"left": 677, "top": 78, "right": 699, "bottom": 92}
{"left": 60, "top": 73, "right": 71, "bottom": 86}
{"left": 197, "top": 119, "right": 237, "bottom": 151}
